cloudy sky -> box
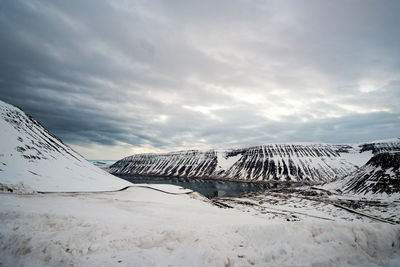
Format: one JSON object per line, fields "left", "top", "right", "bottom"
{"left": 1, "top": 0, "right": 399, "bottom": 159}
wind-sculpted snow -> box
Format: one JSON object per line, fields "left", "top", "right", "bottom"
{"left": 111, "top": 144, "right": 358, "bottom": 183}
{"left": 0, "top": 100, "right": 131, "bottom": 192}
{"left": 2, "top": 187, "right": 400, "bottom": 266}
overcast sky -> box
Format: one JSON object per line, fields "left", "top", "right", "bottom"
{"left": 1, "top": 0, "right": 399, "bottom": 159}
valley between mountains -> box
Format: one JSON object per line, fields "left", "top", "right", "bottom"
{"left": 1, "top": 99, "right": 400, "bottom": 266}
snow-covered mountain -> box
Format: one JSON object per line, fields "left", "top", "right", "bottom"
{"left": 329, "top": 151, "right": 400, "bottom": 196}
{"left": 110, "top": 141, "right": 400, "bottom": 183}
{"left": 2, "top": 97, "right": 397, "bottom": 189}
{"left": 0, "top": 100, "right": 131, "bottom": 192}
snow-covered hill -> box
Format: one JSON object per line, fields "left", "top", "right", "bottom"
{"left": 325, "top": 152, "right": 400, "bottom": 198}
{"left": 110, "top": 140, "right": 400, "bottom": 183}
{"left": 3, "top": 185, "right": 400, "bottom": 266}
{"left": 0, "top": 100, "right": 131, "bottom": 192}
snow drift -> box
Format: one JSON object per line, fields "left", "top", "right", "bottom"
{"left": 0, "top": 100, "right": 132, "bottom": 192}
{"left": 1, "top": 187, "right": 399, "bottom": 267}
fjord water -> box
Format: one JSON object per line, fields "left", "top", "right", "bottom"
{"left": 116, "top": 176, "right": 301, "bottom": 198}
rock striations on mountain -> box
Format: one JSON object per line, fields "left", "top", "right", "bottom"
{"left": 1, "top": 98, "right": 398, "bottom": 190}
{"left": 110, "top": 141, "right": 400, "bottom": 183}
{"left": 339, "top": 152, "right": 400, "bottom": 195}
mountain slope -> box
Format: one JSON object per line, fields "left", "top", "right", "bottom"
{"left": 0, "top": 100, "right": 131, "bottom": 192}
{"left": 110, "top": 140, "right": 400, "bottom": 183}
{"left": 336, "top": 152, "right": 400, "bottom": 196}
{"left": 110, "top": 144, "right": 358, "bottom": 183}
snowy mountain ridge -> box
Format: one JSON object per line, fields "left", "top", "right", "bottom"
{"left": 1, "top": 98, "right": 398, "bottom": 188}
{"left": 0, "top": 100, "right": 131, "bottom": 192}
{"left": 324, "top": 151, "right": 400, "bottom": 198}
{"left": 110, "top": 140, "right": 400, "bottom": 183}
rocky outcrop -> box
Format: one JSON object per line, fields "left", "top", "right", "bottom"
{"left": 342, "top": 152, "right": 400, "bottom": 195}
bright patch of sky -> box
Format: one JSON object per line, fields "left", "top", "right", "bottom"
{"left": 0, "top": 0, "right": 399, "bottom": 159}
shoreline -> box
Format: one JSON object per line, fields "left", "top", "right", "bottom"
{"left": 112, "top": 173, "right": 311, "bottom": 186}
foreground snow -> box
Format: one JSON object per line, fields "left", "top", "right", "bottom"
{"left": 1, "top": 186, "right": 399, "bottom": 266}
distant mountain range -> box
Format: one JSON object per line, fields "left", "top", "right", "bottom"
{"left": 110, "top": 140, "right": 400, "bottom": 184}
{"left": 0, "top": 98, "right": 399, "bottom": 196}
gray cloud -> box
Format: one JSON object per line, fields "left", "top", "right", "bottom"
{"left": 0, "top": 0, "right": 399, "bottom": 159}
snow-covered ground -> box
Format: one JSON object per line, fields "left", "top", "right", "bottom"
{"left": 1, "top": 186, "right": 400, "bottom": 267}
{"left": 215, "top": 187, "right": 400, "bottom": 224}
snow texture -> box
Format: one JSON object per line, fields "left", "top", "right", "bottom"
{"left": 0, "top": 100, "right": 132, "bottom": 192}
{"left": 1, "top": 187, "right": 399, "bottom": 267}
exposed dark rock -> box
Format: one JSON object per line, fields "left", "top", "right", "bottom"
{"left": 111, "top": 144, "right": 359, "bottom": 183}
{"left": 343, "top": 152, "right": 400, "bottom": 195}
{"left": 111, "top": 141, "right": 400, "bottom": 183}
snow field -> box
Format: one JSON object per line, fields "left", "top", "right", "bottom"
{"left": 1, "top": 187, "right": 399, "bottom": 267}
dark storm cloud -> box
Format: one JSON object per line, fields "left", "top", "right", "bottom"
{"left": 1, "top": 0, "right": 399, "bottom": 158}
